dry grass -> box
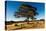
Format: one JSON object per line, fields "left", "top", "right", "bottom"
{"left": 5, "top": 21, "right": 45, "bottom": 30}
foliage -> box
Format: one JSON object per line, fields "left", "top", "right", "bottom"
{"left": 14, "top": 4, "right": 39, "bottom": 23}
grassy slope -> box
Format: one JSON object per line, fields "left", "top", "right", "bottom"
{"left": 5, "top": 21, "right": 45, "bottom": 30}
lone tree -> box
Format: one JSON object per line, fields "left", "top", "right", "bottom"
{"left": 14, "top": 4, "right": 38, "bottom": 24}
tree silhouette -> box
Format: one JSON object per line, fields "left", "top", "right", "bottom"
{"left": 14, "top": 4, "right": 38, "bottom": 24}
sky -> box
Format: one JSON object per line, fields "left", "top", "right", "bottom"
{"left": 5, "top": 1, "right": 45, "bottom": 21}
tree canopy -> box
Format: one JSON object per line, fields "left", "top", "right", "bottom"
{"left": 14, "top": 4, "right": 38, "bottom": 23}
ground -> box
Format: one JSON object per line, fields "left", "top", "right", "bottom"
{"left": 5, "top": 20, "right": 45, "bottom": 31}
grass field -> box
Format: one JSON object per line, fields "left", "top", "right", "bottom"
{"left": 5, "top": 20, "right": 45, "bottom": 30}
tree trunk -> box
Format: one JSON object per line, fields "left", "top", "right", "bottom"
{"left": 27, "top": 17, "right": 29, "bottom": 24}
{"left": 31, "top": 16, "right": 34, "bottom": 21}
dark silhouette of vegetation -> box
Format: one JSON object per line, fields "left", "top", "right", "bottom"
{"left": 40, "top": 19, "right": 45, "bottom": 21}
{"left": 5, "top": 20, "right": 15, "bottom": 25}
{"left": 14, "top": 4, "right": 38, "bottom": 24}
